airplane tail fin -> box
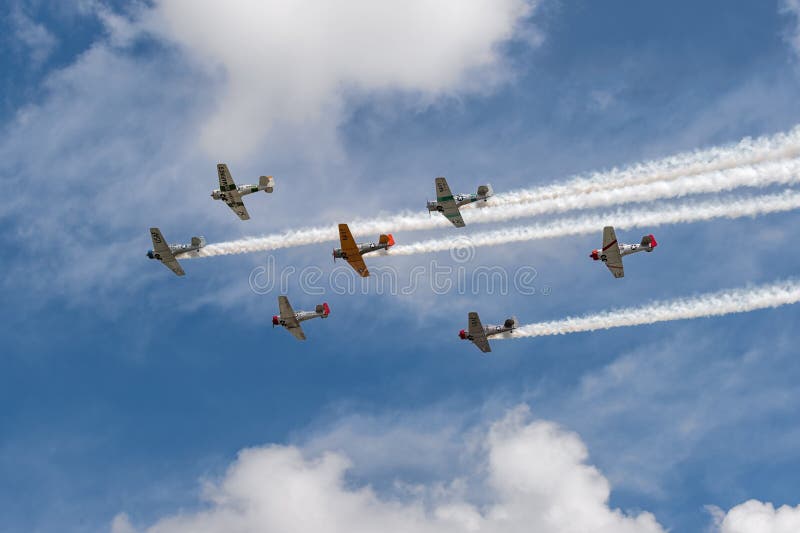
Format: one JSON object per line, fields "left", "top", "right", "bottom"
{"left": 477, "top": 183, "right": 493, "bottom": 197}
{"left": 259, "top": 176, "right": 275, "bottom": 193}
{"left": 316, "top": 302, "right": 331, "bottom": 317}
{"left": 379, "top": 234, "right": 395, "bottom": 247}
{"left": 504, "top": 316, "right": 519, "bottom": 330}
{"left": 641, "top": 234, "right": 657, "bottom": 250}
{"left": 191, "top": 236, "right": 206, "bottom": 247}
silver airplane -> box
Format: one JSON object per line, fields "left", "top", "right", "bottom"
{"left": 459, "top": 311, "right": 518, "bottom": 353}
{"left": 589, "top": 226, "right": 658, "bottom": 278}
{"left": 146, "top": 227, "right": 205, "bottom": 276}
{"left": 333, "top": 223, "right": 395, "bottom": 277}
{"left": 426, "top": 176, "right": 493, "bottom": 228}
{"left": 211, "top": 163, "right": 275, "bottom": 220}
{"left": 272, "top": 296, "right": 330, "bottom": 340}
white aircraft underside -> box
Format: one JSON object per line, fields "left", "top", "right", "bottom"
{"left": 590, "top": 226, "right": 657, "bottom": 278}
{"left": 273, "top": 296, "right": 330, "bottom": 340}
{"left": 211, "top": 163, "right": 275, "bottom": 221}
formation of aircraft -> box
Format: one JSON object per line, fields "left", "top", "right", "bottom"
{"left": 333, "top": 223, "right": 395, "bottom": 277}
{"left": 459, "top": 312, "right": 518, "bottom": 353}
{"left": 589, "top": 226, "right": 657, "bottom": 278}
{"left": 272, "top": 296, "right": 330, "bottom": 340}
{"left": 426, "top": 176, "right": 493, "bottom": 227}
{"left": 149, "top": 169, "right": 661, "bottom": 352}
{"left": 146, "top": 227, "right": 205, "bottom": 276}
{"left": 211, "top": 163, "right": 275, "bottom": 220}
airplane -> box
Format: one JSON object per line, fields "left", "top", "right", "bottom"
{"left": 146, "top": 227, "right": 205, "bottom": 276}
{"left": 333, "top": 223, "right": 395, "bottom": 277}
{"left": 459, "top": 311, "right": 518, "bottom": 353}
{"left": 211, "top": 163, "right": 275, "bottom": 220}
{"left": 426, "top": 176, "right": 493, "bottom": 228}
{"left": 590, "top": 226, "right": 657, "bottom": 278}
{"left": 272, "top": 295, "right": 330, "bottom": 340}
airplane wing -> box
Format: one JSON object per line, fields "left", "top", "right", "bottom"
{"left": 287, "top": 324, "right": 306, "bottom": 340}
{"left": 347, "top": 256, "right": 369, "bottom": 277}
{"left": 602, "top": 226, "right": 624, "bottom": 278}
{"left": 338, "top": 224, "right": 369, "bottom": 277}
{"left": 217, "top": 163, "right": 250, "bottom": 220}
{"left": 150, "top": 227, "right": 185, "bottom": 276}
{"left": 435, "top": 177, "right": 465, "bottom": 228}
{"left": 278, "top": 296, "right": 306, "bottom": 340}
{"left": 467, "top": 311, "right": 491, "bottom": 353}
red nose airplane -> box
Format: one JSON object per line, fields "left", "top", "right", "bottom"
{"left": 272, "top": 296, "right": 330, "bottom": 340}
{"left": 590, "top": 226, "right": 657, "bottom": 278}
{"left": 459, "top": 311, "right": 518, "bottom": 353}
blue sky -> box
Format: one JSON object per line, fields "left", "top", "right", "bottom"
{"left": 2, "top": 1, "right": 800, "bottom": 532}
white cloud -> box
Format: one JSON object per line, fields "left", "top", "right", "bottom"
{"left": 782, "top": 1, "right": 800, "bottom": 57}
{"left": 0, "top": 41, "right": 208, "bottom": 298}
{"left": 113, "top": 406, "right": 665, "bottom": 533}
{"left": 145, "top": 0, "right": 538, "bottom": 157}
{"left": 0, "top": 1, "right": 541, "bottom": 303}
{"left": 10, "top": 8, "right": 58, "bottom": 65}
{"left": 711, "top": 500, "right": 800, "bottom": 533}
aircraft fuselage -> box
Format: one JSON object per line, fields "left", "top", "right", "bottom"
{"left": 459, "top": 318, "right": 516, "bottom": 341}
{"left": 211, "top": 183, "right": 270, "bottom": 201}
{"left": 273, "top": 304, "right": 330, "bottom": 327}
{"left": 427, "top": 192, "right": 490, "bottom": 213}
{"left": 146, "top": 238, "right": 205, "bottom": 260}
{"left": 333, "top": 241, "right": 392, "bottom": 260}
{"left": 590, "top": 240, "right": 656, "bottom": 262}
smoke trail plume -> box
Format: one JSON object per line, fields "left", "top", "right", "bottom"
{"left": 464, "top": 157, "right": 800, "bottom": 223}
{"left": 487, "top": 125, "right": 800, "bottom": 207}
{"left": 497, "top": 279, "right": 800, "bottom": 338}
{"left": 196, "top": 160, "right": 800, "bottom": 258}
{"left": 389, "top": 190, "right": 800, "bottom": 256}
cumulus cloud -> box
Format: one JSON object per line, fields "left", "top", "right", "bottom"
{"left": 711, "top": 500, "right": 800, "bottom": 533}
{"left": 146, "top": 0, "right": 538, "bottom": 157}
{"left": 112, "top": 406, "right": 664, "bottom": 533}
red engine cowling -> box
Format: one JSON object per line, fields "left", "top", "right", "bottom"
{"left": 458, "top": 329, "right": 467, "bottom": 339}
{"left": 272, "top": 315, "right": 279, "bottom": 326}
{"left": 590, "top": 249, "right": 600, "bottom": 260}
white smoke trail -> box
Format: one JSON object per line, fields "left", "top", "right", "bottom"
{"left": 196, "top": 160, "right": 800, "bottom": 258}
{"left": 390, "top": 190, "right": 800, "bottom": 256}
{"left": 496, "top": 279, "right": 800, "bottom": 338}
{"left": 463, "top": 157, "right": 800, "bottom": 225}
{"left": 486, "top": 125, "right": 800, "bottom": 207}
{"left": 193, "top": 127, "right": 800, "bottom": 258}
